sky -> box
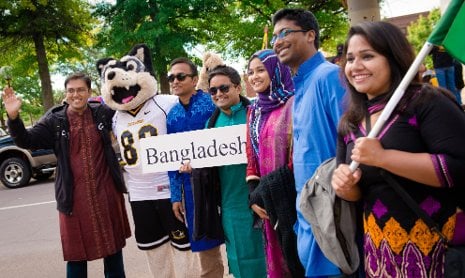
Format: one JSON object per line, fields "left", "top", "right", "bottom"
{"left": 381, "top": 0, "right": 441, "bottom": 17}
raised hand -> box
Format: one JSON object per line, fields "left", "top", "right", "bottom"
{"left": 1, "top": 87, "right": 22, "bottom": 120}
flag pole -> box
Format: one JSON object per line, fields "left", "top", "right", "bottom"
{"left": 349, "top": 42, "right": 434, "bottom": 172}
{"left": 261, "top": 25, "right": 269, "bottom": 50}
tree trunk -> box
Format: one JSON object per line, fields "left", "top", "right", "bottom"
{"left": 159, "top": 70, "right": 170, "bottom": 94}
{"left": 0, "top": 104, "right": 5, "bottom": 130}
{"left": 346, "top": 0, "right": 380, "bottom": 26}
{"left": 32, "top": 33, "right": 54, "bottom": 111}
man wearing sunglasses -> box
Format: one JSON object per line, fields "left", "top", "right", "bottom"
{"left": 166, "top": 57, "right": 223, "bottom": 277}
{"left": 272, "top": 8, "right": 347, "bottom": 278}
{"left": 179, "top": 65, "right": 266, "bottom": 278}
{"left": 207, "top": 65, "right": 267, "bottom": 277}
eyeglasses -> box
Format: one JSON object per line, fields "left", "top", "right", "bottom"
{"left": 270, "top": 29, "right": 309, "bottom": 46}
{"left": 168, "top": 72, "right": 195, "bottom": 83}
{"left": 208, "top": 84, "right": 234, "bottom": 96}
{"left": 66, "top": 87, "right": 88, "bottom": 95}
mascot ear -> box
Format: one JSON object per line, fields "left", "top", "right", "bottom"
{"left": 203, "top": 52, "right": 212, "bottom": 71}
{"left": 96, "top": 58, "right": 114, "bottom": 77}
{"left": 128, "top": 44, "right": 155, "bottom": 77}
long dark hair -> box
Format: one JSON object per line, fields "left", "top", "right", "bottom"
{"left": 339, "top": 21, "right": 421, "bottom": 135}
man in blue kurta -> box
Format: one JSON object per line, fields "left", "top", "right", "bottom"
{"left": 166, "top": 57, "right": 224, "bottom": 277}
{"left": 272, "top": 9, "right": 346, "bottom": 277}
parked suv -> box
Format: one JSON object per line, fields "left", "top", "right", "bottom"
{"left": 0, "top": 127, "right": 56, "bottom": 188}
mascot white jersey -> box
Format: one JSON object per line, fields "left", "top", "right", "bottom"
{"left": 112, "top": 95, "right": 177, "bottom": 201}
{"left": 97, "top": 44, "right": 197, "bottom": 278}
{"left": 97, "top": 44, "right": 178, "bottom": 201}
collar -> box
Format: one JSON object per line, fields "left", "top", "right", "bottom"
{"left": 230, "top": 101, "right": 243, "bottom": 113}
{"left": 222, "top": 101, "right": 244, "bottom": 116}
{"left": 294, "top": 52, "right": 326, "bottom": 81}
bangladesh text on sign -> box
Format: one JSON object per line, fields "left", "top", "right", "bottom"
{"left": 139, "top": 124, "right": 247, "bottom": 173}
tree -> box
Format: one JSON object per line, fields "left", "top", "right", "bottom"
{"left": 0, "top": 0, "right": 96, "bottom": 110}
{"left": 0, "top": 55, "right": 52, "bottom": 127}
{"left": 95, "top": 0, "right": 350, "bottom": 88}
{"left": 303, "top": 0, "right": 351, "bottom": 54}
{"left": 13, "top": 75, "right": 44, "bottom": 126}
{"left": 94, "top": 0, "right": 227, "bottom": 93}
{"left": 200, "top": 0, "right": 350, "bottom": 63}
{"left": 407, "top": 8, "right": 441, "bottom": 69}
{"left": 53, "top": 46, "right": 107, "bottom": 94}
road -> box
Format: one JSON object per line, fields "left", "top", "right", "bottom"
{"left": 0, "top": 179, "right": 151, "bottom": 278}
{"left": 0, "top": 179, "right": 230, "bottom": 278}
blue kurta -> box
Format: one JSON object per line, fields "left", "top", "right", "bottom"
{"left": 214, "top": 102, "right": 267, "bottom": 278}
{"left": 292, "top": 52, "right": 346, "bottom": 276}
{"left": 167, "top": 90, "right": 221, "bottom": 251}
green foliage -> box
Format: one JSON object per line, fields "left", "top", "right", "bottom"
{"left": 198, "top": 0, "right": 282, "bottom": 62}
{"left": 0, "top": 71, "right": 43, "bottom": 126}
{"left": 95, "top": 0, "right": 349, "bottom": 79}
{"left": 2, "top": 0, "right": 352, "bottom": 109}
{"left": 53, "top": 46, "right": 107, "bottom": 93}
{"left": 199, "top": 0, "right": 349, "bottom": 63}
{"left": 94, "top": 0, "right": 221, "bottom": 72}
{"left": 407, "top": 8, "right": 441, "bottom": 69}
{"left": 298, "top": 0, "right": 350, "bottom": 55}
{"left": 16, "top": 75, "right": 44, "bottom": 126}
{"left": 0, "top": 0, "right": 97, "bottom": 110}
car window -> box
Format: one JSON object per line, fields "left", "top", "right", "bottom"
{"left": 0, "top": 127, "right": 7, "bottom": 137}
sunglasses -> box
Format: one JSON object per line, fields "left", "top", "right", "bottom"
{"left": 208, "top": 84, "right": 234, "bottom": 96}
{"left": 168, "top": 72, "right": 195, "bottom": 83}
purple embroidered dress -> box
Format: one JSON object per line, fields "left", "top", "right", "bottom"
{"left": 246, "top": 49, "right": 295, "bottom": 277}
{"left": 336, "top": 86, "right": 465, "bottom": 277}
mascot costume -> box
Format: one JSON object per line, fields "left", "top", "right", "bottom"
{"left": 97, "top": 44, "right": 196, "bottom": 277}
{"left": 196, "top": 51, "right": 224, "bottom": 92}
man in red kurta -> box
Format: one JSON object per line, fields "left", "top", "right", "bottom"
{"left": 3, "top": 73, "right": 131, "bottom": 277}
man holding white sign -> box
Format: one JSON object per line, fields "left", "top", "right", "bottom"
{"left": 166, "top": 57, "right": 223, "bottom": 277}
{"left": 192, "top": 65, "right": 266, "bottom": 277}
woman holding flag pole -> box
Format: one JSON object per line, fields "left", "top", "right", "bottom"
{"left": 331, "top": 19, "right": 465, "bottom": 277}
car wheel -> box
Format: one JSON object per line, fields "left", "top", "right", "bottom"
{"left": 0, "top": 157, "right": 32, "bottom": 188}
{"left": 33, "top": 172, "right": 54, "bottom": 181}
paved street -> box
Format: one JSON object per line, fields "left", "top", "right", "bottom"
{"left": 0, "top": 178, "right": 230, "bottom": 278}
{"left": 0, "top": 179, "right": 150, "bottom": 278}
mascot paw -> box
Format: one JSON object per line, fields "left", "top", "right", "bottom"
{"left": 196, "top": 52, "right": 224, "bottom": 92}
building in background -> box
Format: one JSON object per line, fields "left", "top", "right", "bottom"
{"left": 385, "top": 11, "right": 430, "bottom": 34}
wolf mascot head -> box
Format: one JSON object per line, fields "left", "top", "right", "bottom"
{"left": 96, "top": 44, "right": 157, "bottom": 112}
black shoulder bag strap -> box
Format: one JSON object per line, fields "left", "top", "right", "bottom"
{"left": 380, "top": 170, "right": 448, "bottom": 242}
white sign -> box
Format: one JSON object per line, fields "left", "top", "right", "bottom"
{"left": 139, "top": 124, "right": 247, "bottom": 173}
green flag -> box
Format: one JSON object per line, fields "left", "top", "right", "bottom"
{"left": 428, "top": 0, "right": 465, "bottom": 64}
